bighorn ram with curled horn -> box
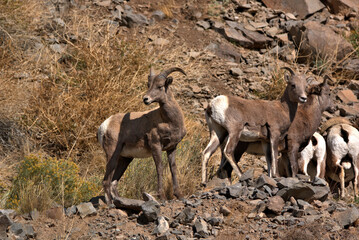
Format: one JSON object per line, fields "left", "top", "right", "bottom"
{"left": 201, "top": 67, "right": 308, "bottom": 184}
{"left": 322, "top": 117, "right": 359, "bottom": 198}
{"left": 98, "top": 67, "right": 186, "bottom": 205}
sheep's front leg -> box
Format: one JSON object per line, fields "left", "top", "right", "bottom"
{"left": 288, "top": 143, "right": 300, "bottom": 178}
{"left": 111, "top": 157, "right": 133, "bottom": 200}
{"left": 269, "top": 137, "right": 280, "bottom": 178}
{"left": 152, "top": 145, "right": 165, "bottom": 200}
{"left": 167, "top": 147, "right": 183, "bottom": 199}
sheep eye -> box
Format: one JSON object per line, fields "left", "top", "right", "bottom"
{"left": 291, "top": 84, "right": 296, "bottom": 89}
{"left": 158, "top": 86, "right": 163, "bottom": 90}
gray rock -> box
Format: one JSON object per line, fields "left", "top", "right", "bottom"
{"left": 9, "top": 222, "right": 36, "bottom": 239}
{"left": 239, "top": 169, "right": 254, "bottom": 182}
{"left": 193, "top": 218, "right": 209, "bottom": 238}
{"left": 152, "top": 10, "right": 166, "bottom": 21}
{"left": 289, "top": 21, "right": 354, "bottom": 62}
{"left": 236, "top": 25, "right": 273, "bottom": 49}
{"left": 153, "top": 216, "right": 169, "bottom": 235}
{"left": 277, "top": 177, "right": 300, "bottom": 189}
{"left": 230, "top": 68, "right": 243, "bottom": 77}
{"left": 312, "top": 177, "right": 327, "bottom": 186}
{"left": 226, "top": 184, "right": 247, "bottom": 198}
{"left": 196, "top": 20, "right": 210, "bottom": 30}
{"left": 205, "top": 42, "right": 242, "bottom": 63}
{"left": 50, "top": 43, "right": 66, "bottom": 53}
{"left": 175, "top": 207, "right": 195, "bottom": 224}
{"left": 0, "top": 212, "right": 13, "bottom": 239}
{"left": 222, "top": 27, "right": 253, "bottom": 48}
{"left": 253, "top": 189, "right": 268, "bottom": 200}
{"left": 276, "top": 182, "right": 316, "bottom": 201}
{"left": 322, "top": 0, "right": 359, "bottom": 15}
{"left": 208, "top": 217, "right": 223, "bottom": 226}
{"left": 266, "top": 196, "right": 285, "bottom": 215}
{"left": 65, "top": 205, "right": 77, "bottom": 218}
{"left": 121, "top": 10, "right": 149, "bottom": 28}
{"left": 297, "top": 199, "right": 312, "bottom": 210}
{"left": 114, "top": 197, "right": 145, "bottom": 211}
{"left": 262, "top": 0, "right": 325, "bottom": 19}
{"left": 140, "top": 200, "right": 160, "bottom": 223}
{"left": 76, "top": 202, "right": 97, "bottom": 218}
{"left": 333, "top": 206, "right": 359, "bottom": 228}
{"left": 256, "top": 174, "right": 277, "bottom": 188}
{"left": 219, "top": 206, "right": 232, "bottom": 216}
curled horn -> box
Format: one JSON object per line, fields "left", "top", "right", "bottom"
{"left": 149, "top": 66, "right": 155, "bottom": 77}
{"left": 281, "top": 67, "right": 295, "bottom": 76}
{"left": 159, "top": 67, "right": 186, "bottom": 79}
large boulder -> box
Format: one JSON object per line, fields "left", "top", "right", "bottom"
{"left": 289, "top": 21, "right": 354, "bottom": 62}
{"left": 322, "top": 0, "right": 359, "bottom": 15}
{"left": 262, "top": 0, "right": 325, "bottom": 19}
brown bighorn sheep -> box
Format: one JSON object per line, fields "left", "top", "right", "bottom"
{"left": 201, "top": 67, "right": 308, "bottom": 185}
{"left": 98, "top": 67, "right": 186, "bottom": 205}
{"left": 322, "top": 118, "right": 359, "bottom": 198}
{"left": 216, "top": 77, "right": 332, "bottom": 182}
{"left": 282, "top": 76, "right": 332, "bottom": 177}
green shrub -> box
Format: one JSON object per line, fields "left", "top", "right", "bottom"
{"left": 6, "top": 154, "right": 101, "bottom": 212}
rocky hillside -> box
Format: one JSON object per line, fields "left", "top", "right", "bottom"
{"left": 1, "top": 0, "right": 359, "bottom": 239}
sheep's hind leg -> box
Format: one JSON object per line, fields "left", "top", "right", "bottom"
{"left": 223, "top": 132, "right": 243, "bottom": 179}
{"left": 103, "top": 143, "right": 123, "bottom": 205}
{"left": 201, "top": 127, "right": 227, "bottom": 186}
{"left": 152, "top": 145, "right": 166, "bottom": 200}
{"left": 111, "top": 156, "right": 133, "bottom": 200}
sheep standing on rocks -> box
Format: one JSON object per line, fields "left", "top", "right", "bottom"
{"left": 201, "top": 67, "right": 308, "bottom": 185}
{"left": 322, "top": 118, "right": 359, "bottom": 198}
{"left": 97, "top": 67, "right": 186, "bottom": 205}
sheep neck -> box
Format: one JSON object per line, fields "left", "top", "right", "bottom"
{"left": 159, "top": 91, "right": 185, "bottom": 129}
{"left": 280, "top": 87, "right": 299, "bottom": 122}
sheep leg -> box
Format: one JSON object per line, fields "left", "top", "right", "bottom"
{"left": 269, "top": 137, "right": 280, "bottom": 178}
{"left": 103, "top": 142, "right": 124, "bottom": 205}
{"left": 288, "top": 144, "right": 300, "bottom": 177}
{"left": 201, "top": 132, "right": 222, "bottom": 185}
{"left": 152, "top": 146, "right": 165, "bottom": 200}
{"left": 111, "top": 157, "right": 133, "bottom": 200}
{"left": 353, "top": 162, "right": 358, "bottom": 199}
{"left": 167, "top": 147, "right": 183, "bottom": 199}
{"left": 223, "top": 133, "right": 243, "bottom": 179}
{"left": 219, "top": 141, "right": 248, "bottom": 182}
{"left": 339, "top": 165, "right": 345, "bottom": 198}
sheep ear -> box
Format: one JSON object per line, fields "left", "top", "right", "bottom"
{"left": 165, "top": 76, "right": 173, "bottom": 87}
{"left": 310, "top": 84, "right": 322, "bottom": 95}
{"left": 306, "top": 76, "right": 315, "bottom": 84}
{"left": 323, "top": 75, "right": 332, "bottom": 85}
{"left": 284, "top": 73, "right": 290, "bottom": 83}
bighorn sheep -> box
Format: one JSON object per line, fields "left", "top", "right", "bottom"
{"left": 216, "top": 76, "right": 332, "bottom": 182}
{"left": 97, "top": 67, "right": 186, "bottom": 205}
{"left": 282, "top": 76, "right": 332, "bottom": 177}
{"left": 201, "top": 67, "right": 308, "bottom": 185}
{"left": 278, "top": 132, "right": 326, "bottom": 179}
{"left": 322, "top": 117, "right": 359, "bottom": 198}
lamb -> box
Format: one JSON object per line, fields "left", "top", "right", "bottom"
{"left": 201, "top": 67, "right": 308, "bottom": 185}
{"left": 279, "top": 132, "right": 326, "bottom": 179}
{"left": 97, "top": 67, "right": 186, "bottom": 205}
{"left": 216, "top": 77, "right": 332, "bottom": 182}
{"left": 322, "top": 117, "right": 359, "bottom": 198}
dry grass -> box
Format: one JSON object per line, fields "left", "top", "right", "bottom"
{"left": 0, "top": 0, "right": 215, "bottom": 209}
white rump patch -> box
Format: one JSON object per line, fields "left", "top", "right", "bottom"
{"left": 210, "top": 95, "right": 229, "bottom": 125}
{"left": 98, "top": 116, "right": 112, "bottom": 147}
